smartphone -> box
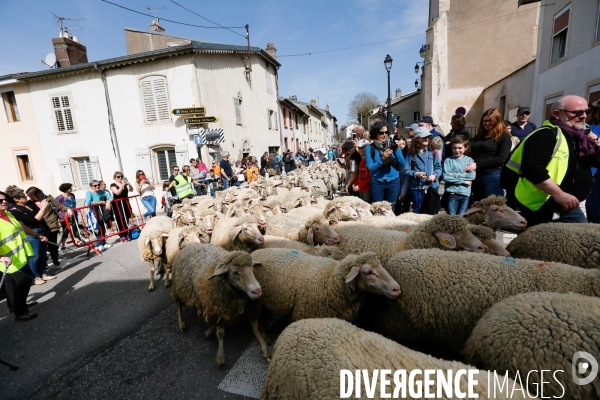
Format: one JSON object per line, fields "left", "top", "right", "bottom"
{"left": 141, "top": 175, "right": 147, "bottom": 181}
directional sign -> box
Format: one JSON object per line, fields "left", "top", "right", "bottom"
{"left": 184, "top": 116, "right": 218, "bottom": 124}
{"left": 172, "top": 107, "right": 206, "bottom": 116}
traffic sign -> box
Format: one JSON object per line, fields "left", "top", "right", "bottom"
{"left": 194, "top": 135, "right": 204, "bottom": 145}
{"left": 184, "top": 116, "right": 218, "bottom": 124}
{"left": 172, "top": 107, "right": 206, "bottom": 116}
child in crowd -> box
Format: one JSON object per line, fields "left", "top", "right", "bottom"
{"left": 404, "top": 127, "right": 442, "bottom": 214}
{"left": 162, "top": 181, "right": 174, "bottom": 217}
{"left": 206, "top": 169, "right": 218, "bottom": 197}
{"left": 442, "top": 135, "right": 476, "bottom": 215}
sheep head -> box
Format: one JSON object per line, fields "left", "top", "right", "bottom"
{"left": 199, "top": 213, "right": 218, "bottom": 235}
{"left": 146, "top": 232, "right": 169, "bottom": 256}
{"left": 233, "top": 216, "right": 265, "bottom": 248}
{"left": 354, "top": 204, "right": 373, "bottom": 219}
{"left": 342, "top": 252, "right": 400, "bottom": 299}
{"left": 371, "top": 201, "right": 395, "bottom": 217}
{"left": 178, "top": 226, "right": 202, "bottom": 247}
{"left": 421, "top": 215, "right": 485, "bottom": 253}
{"left": 306, "top": 217, "right": 341, "bottom": 246}
{"left": 207, "top": 252, "right": 262, "bottom": 300}
{"left": 324, "top": 201, "right": 358, "bottom": 221}
{"left": 467, "top": 225, "right": 510, "bottom": 257}
{"left": 245, "top": 204, "right": 268, "bottom": 230}
{"left": 463, "top": 195, "right": 527, "bottom": 232}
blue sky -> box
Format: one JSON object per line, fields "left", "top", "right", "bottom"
{"left": 0, "top": 0, "right": 427, "bottom": 125}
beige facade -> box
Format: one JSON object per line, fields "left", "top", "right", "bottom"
{"left": 422, "top": 0, "right": 539, "bottom": 132}
{"left": 0, "top": 77, "right": 48, "bottom": 194}
{"left": 390, "top": 89, "right": 421, "bottom": 128}
{"left": 482, "top": 61, "right": 535, "bottom": 123}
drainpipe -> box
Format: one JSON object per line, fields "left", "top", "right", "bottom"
{"left": 93, "top": 63, "right": 123, "bottom": 172}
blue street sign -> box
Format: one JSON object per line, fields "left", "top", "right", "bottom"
{"left": 194, "top": 135, "right": 204, "bottom": 145}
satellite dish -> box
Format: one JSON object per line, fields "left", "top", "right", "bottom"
{"left": 45, "top": 53, "right": 57, "bottom": 68}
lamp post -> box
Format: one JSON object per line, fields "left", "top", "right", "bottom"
{"left": 384, "top": 54, "right": 393, "bottom": 134}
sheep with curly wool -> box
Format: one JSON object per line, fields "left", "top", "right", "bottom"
{"left": 341, "top": 196, "right": 373, "bottom": 218}
{"left": 506, "top": 222, "right": 600, "bottom": 269}
{"left": 396, "top": 212, "right": 433, "bottom": 223}
{"left": 322, "top": 198, "right": 359, "bottom": 221}
{"left": 171, "top": 244, "right": 268, "bottom": 368}
{"left": 363, "top": 249, "right": 600, "bottom": 356}
{"left": 265, "top": 213, "right": 340, "bottom": 246}
{"left": 172, "top": 205, "right": 196, "bottom": 227}
{"left": 210, "top": 215, "right": 265, "bottom": 252}
{"left": 467, "top": 224, "right": 510, "bottom": 257}
{"left": 371, "top": 201, "right": 395, "bottom": 217}
{"left": 330, "top": 214, "right": 485, "bottom": 264}
{"left": 261, "top": 196, "right": 285, "bottom": 216}
{"left": 463, "top": 195, "right": 527, "bottom": 232}
{"left": 261, "top": 318, "right": 527, "bottom": 400}
{"left": 282, "top": 192, "right": 311, "bottom": 211}
{"left": 287, "top": 206, "right": 323, "bottom": 219}
{"left": 257, "top": 235, "right": 320, "bottom": 253}
{"left": 464, "top": 292, "right": 600, "bottom": 400}
{"left": 163, "top": 226, "right": 203, "bottom": 287}
{"left": 251, "top": 249, "right": 400, "bottom": 324}
{"left": 358, "top": 215, "right": 416, "bottom": 233}
{"left": 138, "top": 216, "right": 174, "bottom": 291}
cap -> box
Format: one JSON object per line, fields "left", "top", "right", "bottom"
{"left": 417, "top": 116, "right": 436, "bottom": 125}
{"left": 517, "top": 106, "right": 531, "bottom": 114}
{"left": 414, "top": 126, "right": 433, "bottom": 139}
{"left": 407, "top": 123, "right": 419, "bottom": 131}
{"left": 356, "top": 139, "right": 370, "bottom": 148}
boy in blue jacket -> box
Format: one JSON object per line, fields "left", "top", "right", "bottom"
{"left": 442, "top": 135, "right": 476, "bottom": 214}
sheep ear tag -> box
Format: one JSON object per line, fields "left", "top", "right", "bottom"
{"left": 434, "top": 232, "right": 456, "bottom": 249}
{"left": 345, "top": 266, "right": 360, "bottom": 283}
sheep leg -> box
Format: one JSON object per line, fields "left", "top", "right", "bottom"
{"left": 216, "top": 326, "right": 226, "bottom": 368}
{"left": 164, "top": 265, "right": 171, "bottom": 288}
{"left": 250, "top": 319, "right": 270, "bottom": 361}
{"left": 156, "top": 260, "right": 165, "bottom": 275}
{"left": 205, "top": 327, "right": 214, "bottom": 339}
{"left": 148, "top": 260, "right": 156, "bottom": 292}
{"left": 176, "top": 300, "right": 186, "bottom": 332}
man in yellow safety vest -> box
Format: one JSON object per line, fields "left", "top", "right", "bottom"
{"left": 0, "top": 190, "right": 46, "bottom": 321}
{"left": 167, "top": 165, "right": 200, "bottom": 201}
{"left": 502, "top": 95, "right": 600, "bottom": 226}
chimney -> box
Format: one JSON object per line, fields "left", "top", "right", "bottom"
{"left": 52, "top": 34, "right": 88, "bottom": 68}
{"left": 310, "top": 99, "right": 317, "bottom": 107}
{"left": 395, "top": 88, "right": 402, "bottom": 99}
{"left": 265, "top": 43, "right": 277, "bottom": 59}
{"left": 150, "top": 19, "right": 165, "bottom": 32}
{"left": 289, "top": 95, "right": 297, "bottom": 101}
{"left": 326, "top": 104, "right": 329, "bottom": 112}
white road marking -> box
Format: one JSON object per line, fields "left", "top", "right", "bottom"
{"left": 218, "top": 342, "right": 270, "bottom": 399}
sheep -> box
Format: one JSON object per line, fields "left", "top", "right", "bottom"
{"left": 358, "top": 215, "right": 416, "bottom": 232}
{"left": 257, "top": 235, "right": 318, "bottom": 253}
{"left": 464, "top": 292, "right": 600, "bottom": 399}
{"left": 261, "top": 318, "right": 527, "bottom": 400}
{"left": 138, "top": 216, "right": 174, "bottom": 291}
{"left": 396, "top": 212, "right": 433, "bottom": 223}
{"left": 467, "top": 224, "right": 510, "bottom": 257}
{"left": 265, "top": 213, "right": 340, "bottom": 246}
{"left": 371, "top": 201, "right": 395, "bottom": 217}
{"left": 309, "top": 195, "right": 329, "bottom": 210}
{"left": 171, "top": 244, "right": 268, "bottom": 367}
{"left": 163, "top": 226, "right": 203, "bottom": 287}
{"left": 363, "top": 249, "right": 600, "bottom": 357}
{"left": 328, "top": 214, "right": 485, "bottom": 264}
{"left": 282, "top": 192, "right": 311, "bottom": 211}
{"left": 506, "top": 222, "right": 600, "bottom": 269}
{"left": 463, "top": 195, "right": 527, "bottom": 231}
{"left": 251, "top": 249, "right": 400, "bottom": 324}
{"left": 210, "top": 215, "right": 265, "bottom": 252}
{"left": 261, "top": 196, "right": 285, "bottom": 216}
{"left": 287, "top": 206, "right": 323, "bottom": 219}
{"left": 322, "top": 198, "right": 359, "bottom": 221}
{"left": 172, "top": 205, "right": 195, "bottom": 227}
{"left": 341, "top": 196, "right": 373, "bottom": 218}
{"left": 192, "top": 208, "right": 219, "bottom": 236}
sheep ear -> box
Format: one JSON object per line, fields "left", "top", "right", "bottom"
{"left": 434, "top": 232, "right": 456, "bottom": 249}
{"left": 208, "top": 204, "right": 214, "bottom": 209}
{"left": 145, "top": 237, "right": 151, "bottom": 245}
{"left": 252, "top": 261, "right": 262, "bottom": 267}
{"left": 207, "top": 264, "right": 230, "bottom": 280}
{"left": 324, "top": 204, "right": 335, "bottom": 217}
{"left": 233, "top": 225, "right": 243, "bottom": 241}
{"left": 262, "top": 206, "right": 271, "bottom": 212}
{"left": 329, "top": 220, "right": 338, "bottom": 226}
{"left": 307, "top": 227, "right": 314, "bottom": 246}
{"left": 345, "top": 266, "right": 360, "bottom": 283}
{"left": 293, "top": 199, "right": 302, "bottom": 208}
{"left": 161, "top": 232, "right": 169, "bottom": 238}
{"left": 462, "top": 207, "right": 483, "bottom": 216}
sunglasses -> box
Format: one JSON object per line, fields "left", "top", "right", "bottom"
{"left": 0, "top": 198, "right": 8, "bottom": 203}
{"left": 517, "top": 112, "right": 530, "bottom": 116}
{"left": 378, "top": 131, "right": 388, "bottom": 135}
{"left": 116, "top": 175, "right": 123, "bottom": 178}
{"left": 560, "top": 109, "right": 591, "bottom": 118}
{"left": 92, "top": 185, "right": 100, "bottom": 188}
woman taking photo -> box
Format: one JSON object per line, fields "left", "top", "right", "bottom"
{"left": 403, "top": 127, "right": 443, "bottom": 214}
{"left": 56, "top": 183, "right": 82, "bottom": 250}
{"left": 86, "top": 180, "right": 113, "bottom": 251}
{"left": 111, "top": 171, "right": 134, "bottom": 243}
{"left": 6, "top": 188, "right": 55, "bottom": 285}
{"left": 365, "top": 121, "right": 405, "bottom": 209}
{"left": 136, "top": 170, "right": 156, "bottom": 220}
{"left": 345, "top": 139, "right": 371, "bottom": 202}
{"left": 467, "top": 108, "right": 512, "bottom": 201}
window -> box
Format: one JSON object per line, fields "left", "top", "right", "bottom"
{"left": 414, "top": 111, "right": 420, "bottom": 121}
{"left": 140, "top": 76, "right": 170, "bottom": 124}
{"left": 2, "top": 91, "right": 20, "bottom": 122}
{"left": 545, "top": 95, "right": 561, "bottom": 120}
{"left": 589, "top": 84, "right": 600, "bottom": 105}
{"left": 274, "top": 111, "right": 278, "bottom": 130}
{"left": 596, "top": 3, "right": 600, "bottom": 42}
{"left": 234, "top": 98, "right": 243, "bottom": 125}
{"left": 76, "top": 158, "right": 94, "bottom": 188}
{"left": 156, "top": 148, "right": 176, "bottom": 181}
{"left": 551, "top": 6, "right": 570, "bottom": 64}
{"left": 267, "top": 109, "right": 274, "bottom": 129}
{"left": 265, "top": 71, "right": 273, "bottom": 94}
{"left": 52, "top": 94, "right": 75, "bottom": 132}
{"left": 14, "top": 150, "right": 33, "bottom": 181}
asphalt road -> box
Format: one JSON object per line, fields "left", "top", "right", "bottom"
{"left": 0, "top": 240, "right": 271, "bottom": 400}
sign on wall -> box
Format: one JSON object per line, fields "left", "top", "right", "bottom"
{"left": 172, "top": 107, "right": 206, "bottom": 116}
{"left": 184, "top": 116, "right": 219, "bottom": 124}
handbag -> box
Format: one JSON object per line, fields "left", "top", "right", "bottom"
{"left": 422, "top": 186, "right": 441, "bottom": 215}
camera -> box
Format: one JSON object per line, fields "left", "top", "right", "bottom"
{"left": 99, "top": 195, "right": 107, "bottom": 202}
{"left": 388, "top": 137, "right": 398, "bottom": 152}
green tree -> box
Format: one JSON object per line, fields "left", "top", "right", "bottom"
{"left": 347, "top": 92, "right": 380, "bottom": 127}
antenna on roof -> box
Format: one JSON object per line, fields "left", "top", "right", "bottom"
{"left": 50, "top": 12, "right": 84, "bottom": 38}
{"left": 147, "top": 6, "right": 166, "bottom": 24}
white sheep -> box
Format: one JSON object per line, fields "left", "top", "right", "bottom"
{"left": 138, "top": 216, "right": 174, "bottom": 291}
{"left": 265, "top": 213, "right": 340, "bottom": 246}
{"left": 322, "top": 198, "right": 359, "bottom": 221}
{"left": 163, "top": 226, "right": 203, "bottom": 287}
{"left": 371, "top": 201, "right": 395, "bottom": 216}
{"left": 396, "top": 212, "right": 433, "bottom": 223}
{"left": 210, "top": 215, "right": 264, "bottom": 252}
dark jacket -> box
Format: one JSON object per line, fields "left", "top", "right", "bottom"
{"left": 9, "top": 201, "right": 49, "bottom": 231}
{"left": 283, "top": 155, "right": 296, "bottom": 173}
{"left": 471, "top": 132, "right": 512, "bottom": 175}
{"left": 444, "top": 127, "right": 470, "bottom": 159}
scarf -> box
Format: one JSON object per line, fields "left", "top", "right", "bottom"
{"left": 372, "top": 139, "right": 387, "bottom": 152}
{"left": 550, "top": 117, "right": 597, "bottom": 158}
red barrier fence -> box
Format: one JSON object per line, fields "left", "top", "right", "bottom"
{"left": 62, "top": 195, "right": 147, "bottom": 256}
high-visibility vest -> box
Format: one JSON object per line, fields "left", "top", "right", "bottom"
{"left": 0, "top": 212, "right": 34, "bottom": 274}
{"left": 174, "top": 174, "right": 195, "bottom": 198}
{"left": 505, "top": 120, "right": 569, "bottom": 211}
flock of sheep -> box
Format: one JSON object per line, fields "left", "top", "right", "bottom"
{"left": 137, "top": 161, "right": 600, "bottom": 399}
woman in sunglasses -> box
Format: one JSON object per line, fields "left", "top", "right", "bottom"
{"left": 111, "top": 171, "right": 134, "bottom": 242}
{"left": 85, "top": 180, "right": 113, "bottom": 252}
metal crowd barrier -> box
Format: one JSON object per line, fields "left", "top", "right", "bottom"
{"left": 62, "top": 195, "right": 147, "bottom": 256}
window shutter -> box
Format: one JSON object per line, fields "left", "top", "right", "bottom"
{"left": 265, "top": 71, "right": 273, "bottom": 93}
{"left": 274, "top": 112, "right": 278, "bottom": 130}
{"left": 52, "top": 95, "right": 75, "bottom": 132}
{"left": 135, "top": 148, "right": 153, "bottom": 180}
{"left": 175, "top": 144, "right": 189, "bottom": 168}
{"left": 153, "top": 78, "right": 170, "bottom": 121}
{"left": 57, "top": 158, "right": 75, "bottom": 186}
{"left": 77, "top": 158, "right": 93, "bottom": 188}
{"left": 89, "top": 156, "right": 101, "bottom": 180}
{"left": 140, "top": 76, "right": 170, "bottom": 124}
{"left": 267, "top": 110, "right": 272, "bottom": 129}
{"left": 234, "top": 98, "right": 243, "bottom": 125}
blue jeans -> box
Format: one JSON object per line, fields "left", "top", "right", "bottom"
{"left": 446, "top": 193, "right": 470, "bottom": 215}
{"left": 586, "top": 170, "right": 600, "bottom": 223}
{"left": 473, "top": 169, "right": 504, "bottom": 202}
{"left": 370, "top": 178, "right": 401, "bottom": 211}
{"left": 236, "top": 181, "right": 243, "bottom": 187}
{"left": 222, "top": 177, "right": 230, "bottom": 189}
{"left": 141, "top": 196, "right": 157, "bottom": 219}
{"left": 520, "top": 204, "right": 588, "bottom": 227}
{"left": 411, "top": 189, "right": 425, "bottom": 214}
{"left": 27, "top": 228, "right": 48, "bottom": 278}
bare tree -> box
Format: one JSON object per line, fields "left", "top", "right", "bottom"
{"left": 347, "top": 92, "right": 380, "bottom": 126}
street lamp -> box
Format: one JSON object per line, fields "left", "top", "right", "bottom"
{"left": 415, "top": 79, "right": 419, "bottom": 89}
{"left": 419, "top": 44, "right": 429, "bottom": 58}
{"left": 384, "top": 54, "right": 393, "bottom": 133}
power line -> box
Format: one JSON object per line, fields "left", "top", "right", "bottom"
{"left": 100, "top": 0, "right": 245, "bottom": 29}
{"left": 169, "top": 0, "right": 245, "bottom": 38}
